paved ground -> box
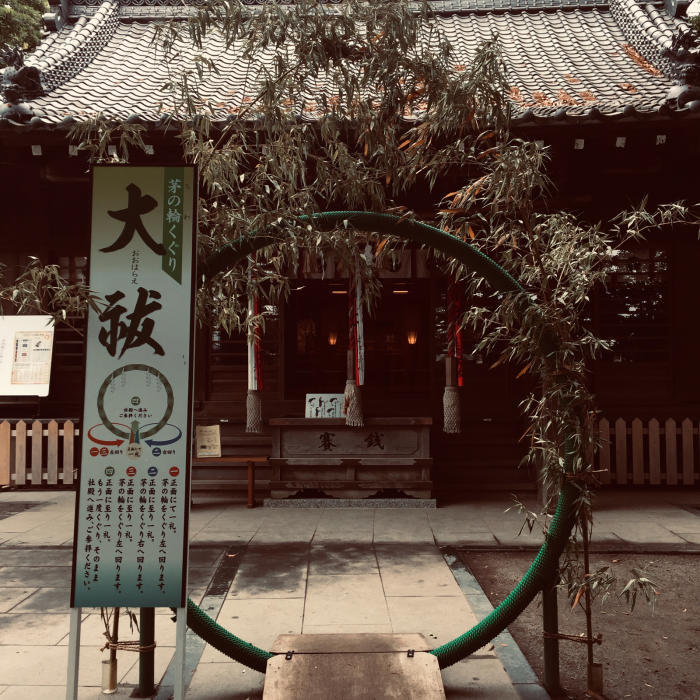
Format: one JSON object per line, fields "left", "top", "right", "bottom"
{"left": 0, "top": 488, "right": 698, "bottom": 699}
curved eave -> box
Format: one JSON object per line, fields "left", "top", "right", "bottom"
{"left": 2, "top": 98, "right": 700, "bottom": 134}
{"left": 3, "top": 2, "right": 698, "bottom": 132}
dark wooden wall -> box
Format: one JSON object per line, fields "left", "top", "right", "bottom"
{"left": 1, "top": 118, "right": 698, "bottom": 490}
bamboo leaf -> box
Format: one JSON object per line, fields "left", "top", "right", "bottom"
{"left": 516, "top": 363, "right": 531, "bottom": 379}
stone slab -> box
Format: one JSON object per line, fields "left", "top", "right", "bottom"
{"left": 189, "top": 530, "right": 257, "bottom": 545}
{"left": 301, "top": 623, "right": 394, "bottom": 634}
{"left": 200, "top": 598, "right": 305, "bottom": 662}
{"left": 185, "top": 661, "right": 265, "bottom": 699}
{"left": 0, "top": 644, "right": 136, "bottom": 687}
{"left": 441, "top": 656, "right": 520, "bottom": 699}
{"left": 0, "top": 588, "right": 37, "bottom": 613}
{"left": 0, "top": 566, "right": 72, "bottom": 588}
{"left": 0, "top": 612, "right": 71, "bottom": 645}
{"left": 610, "top": 522, "right": 687, "bottom": 544}
{"left": 431, "top": 531, "right": 499, "bottom": 546}
{"left": 269, "top": 632, "right": 430, "bottom": 653}
{"left": 675, "top": 532, "right": 700, "bottom": 544}
{"left": 264, "top": 498, "right": 437, "bottom": 508}
{"left": 228, "top": 545, "right": 309, "bottom": 600}
{"left": 0, "top": 548, "right": 72, "bottom": 566}
{"left": 386, "top": 596, "right": 478, "bottom": 647}
{"left": 11, "top": 587, "right": 70, "bottom": 613}
{"left": 376, "top": 550, "right": 464, "bottom": 598}
{"left": 263, "top": 650, "right": 445, "bottom": 699}
{"left": 303, "top": 573, "right": 390, "bottom": 627}
{"left": 309, "top": 544, "right": 378, "bottom": 576}
{"left": 311, "top": 530, "right": 375, "bottom": 544}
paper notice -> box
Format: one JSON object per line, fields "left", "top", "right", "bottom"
{"left": 196, "top": 425, "right": 221, "bottom": 457}
{"left": 305, "top": 393, "right": 345, "bottom": 418}
{"left": 11, "top": 331, "right": 54, "bottom": 385}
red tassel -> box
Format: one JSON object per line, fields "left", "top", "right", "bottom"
{"left": 447, "top": 276, "right": 464, "bottom": 387}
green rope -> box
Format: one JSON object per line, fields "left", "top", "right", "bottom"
{"left": 188, "top": 211, "right": 577, "bottom": 671}
{"left": 185, "top": 598, "right": 273, "bottom": 673}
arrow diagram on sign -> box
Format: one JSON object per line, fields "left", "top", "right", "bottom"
{"left": 87, "top": 424, "right": 126, "bottom": 446}
{"left": 143, "top": 424, "right": 183, "bottom": 447}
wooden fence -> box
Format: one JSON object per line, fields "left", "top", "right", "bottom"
{"left": 0, "top": 420, "right": 78, "bottom": 488}
{"left": 0, "top": 416, "right": 697, "bottom": 488}
{"left": 597, "top": 417, "right": 698, "bottom": 486}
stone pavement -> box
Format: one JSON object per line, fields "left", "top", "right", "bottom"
{"left": 0, "top": 488, "right": 698, "bottom": 699}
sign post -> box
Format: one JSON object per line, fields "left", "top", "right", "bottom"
{"left": 68, "top": 165, "right": 197, "bottom": 700}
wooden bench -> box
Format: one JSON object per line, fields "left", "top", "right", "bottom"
{"left": 191, "top": 429, "right": 271, "bottom": 507}
{"left": 191, "top": 455, "right": 268, "bottom": 508}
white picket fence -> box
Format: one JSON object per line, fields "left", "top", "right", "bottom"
{"left": 597, "top": 417, "right": 698, "bottom": 486}
{"left": 0, "top": 420, "right": 78, "bottom": 487}
{"left": 0, "top": 416, "right": 697, "bottom": 488}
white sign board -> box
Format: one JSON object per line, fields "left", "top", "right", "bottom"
{"left": 0, "top": 315, "right": 54, "bottom": 396}
{"left": 195, "top": 425, "right": 221, "bottom": 458}
{"left": 305, "top": 393, "right": 345, "bottom": 418}
{"left": 71, "top": 165, "right": 197, "bottom": 608}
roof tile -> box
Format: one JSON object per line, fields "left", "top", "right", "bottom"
{"left": 3, "top": 1, "right": 696, "bottom": 127}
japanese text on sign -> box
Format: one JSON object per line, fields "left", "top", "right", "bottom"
{"left": 72, "top": 166, "right": 196, "bottom": 608}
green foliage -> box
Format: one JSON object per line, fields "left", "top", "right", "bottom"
{"left": 68, "top": 118, "right": 148, "bottom": 165}
{"left": 151, "top": 0, "right": 513, "bottom": 328}
{"left": 0, "top": 258, "right": 101, "bottom": 330}
{"left": 619, "top": 568, "right": 659, "bottom": 613}
{"left": 0, "top": 0, "right": 48, "bottom": 57}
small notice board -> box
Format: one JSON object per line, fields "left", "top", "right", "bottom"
{"left": 0, "top": 315, "right": 55, "bottom": 396}
{"left": 305, "top": 393, "right": 345, "bottom": 418}
{"left": 195, "top": 425, "right": 221, "bottom": 457}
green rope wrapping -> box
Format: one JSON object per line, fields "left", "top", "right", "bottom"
{"left": 185, "top": 598, "right": 273, "bottom": 673}
{"left": 190, "top": 211, "right": 577, "bottom": 671}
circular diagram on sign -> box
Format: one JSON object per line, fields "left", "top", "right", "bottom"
{"left": 96, "top": 365, "right": 174, "bottom": 452}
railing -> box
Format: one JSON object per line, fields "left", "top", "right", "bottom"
{"left": 0, "top": 416, "right": 697, "bottom": 488}
{"left": 597, "top": 417, "right": 698, "bottom": 486}
{"left": 0, "top": 419, "right": 78, "bottom": 487}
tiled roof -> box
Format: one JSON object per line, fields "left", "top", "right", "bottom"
{"left": 1, "top": 0, "right": 698, "bottom": 129}
{"left": 65, "top": 0, "right": 613, "bottom": 18}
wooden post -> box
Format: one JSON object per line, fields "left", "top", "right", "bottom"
{"left": 598, "top": 418, "right": 610, "bottom": 485}
{"left": 0, "top": 421, "right": 10, "bottom": 487}
{"left": 63, "top": 420, "right": 75, "bottom": 485}
{"left": 15, "top": 420, "right": 27, "bottom": 486}
{"left": 247, "top": 460, "right": 255, "bottom": 508}
{"left": 665, "top": 418, "right": 677, "bottom": 486}
{"left": 542, "top": 565, "right": 563, "bottom": 696}
{"left": 614, "top": 418, "right": 627, "bottom": 486}
{"left": 648, "top": 418, "right": 661, "bottom": 486}
{"left": 681, "top": 418, "right": 694, "bottom": 485}
{"left": 631, "top": 418, "right": 643, "bottom": 485}
{"left": 31, "top": 420, "right": 43, "bottom": 486}
{"left": 47, "top": 420, "right": 59, "bottom": 485}
{"left": 138, "top": 608, "right": 155, "bottom": 696}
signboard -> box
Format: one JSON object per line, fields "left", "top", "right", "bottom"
{"left": 71, "top": 165, "right": 197, "bottom": 608}
{"left": 305, "top": 393, "right": 345, "bottom": 418}
{"left": 0, "top": 315, "right": 54, "bottom": 396}
{"left": 195, "top": 425, "right": 221, "bottom": 457}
